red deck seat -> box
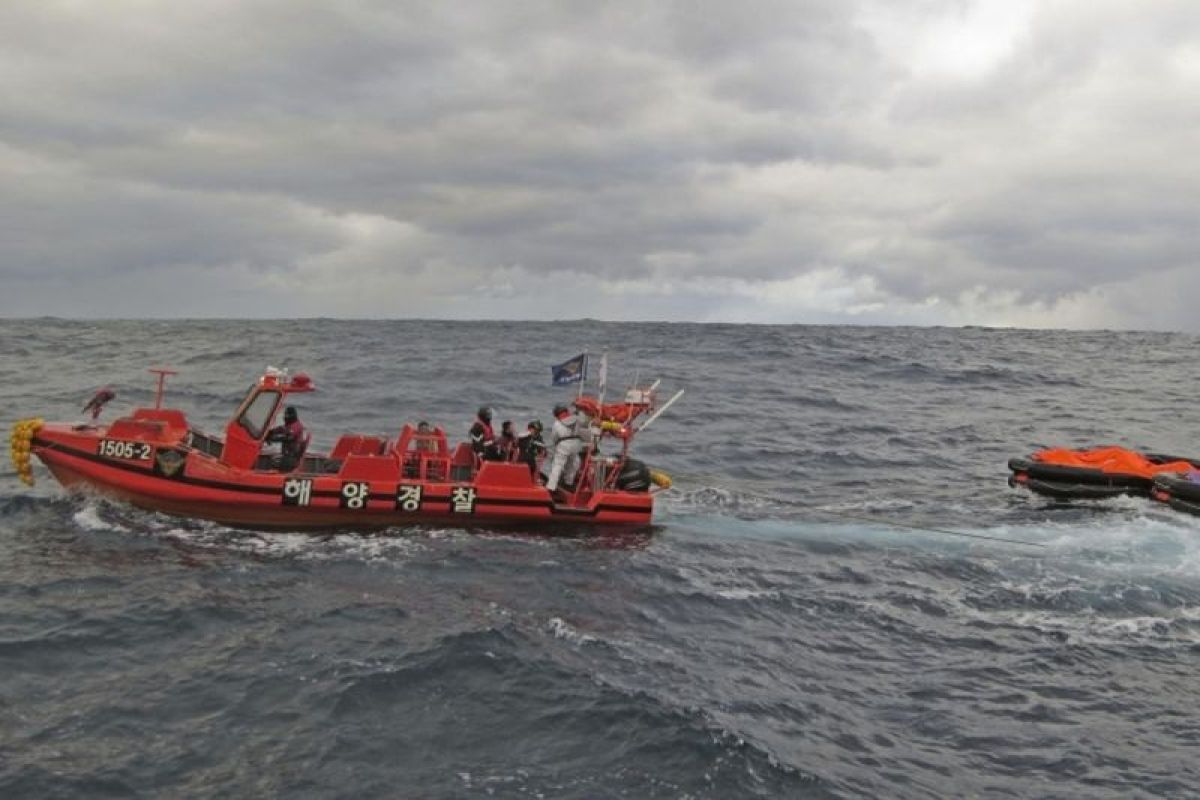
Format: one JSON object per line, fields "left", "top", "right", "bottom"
{"left": 330, "top": 434, "right": 387, "bottom": 460}
{"left": 449, "top": 442, "right": 476, "bottom": 481}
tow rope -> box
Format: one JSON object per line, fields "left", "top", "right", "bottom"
{"left": 675, "top": 474, "right": 1046, "bottom": 549}
{"left": 798, "top": 505, "right": 1046, "bottom": 549}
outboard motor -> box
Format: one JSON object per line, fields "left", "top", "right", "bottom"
{"left": 615, "top": 457, "right": 652, "bottom": 492}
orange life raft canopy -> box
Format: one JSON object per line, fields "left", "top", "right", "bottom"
{"left": 1008, "top": 446, "right": 1200, "bottom": 499}
{"left": 572, "top": 388, "right": 656, "bottom": 425}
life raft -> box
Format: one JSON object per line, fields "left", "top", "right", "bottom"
{"left": 1008, "top": 446, "right": 1200, "bottom": 499}
{"left": 574, "top": 396, "right": 646, "bottom": 425}
{"left": 1151, "top": 472, "right": 1200, "bottom": 516}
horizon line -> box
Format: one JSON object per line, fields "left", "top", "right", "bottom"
{"left": 1, "top": 315, "right": 1196, "bottom": 335}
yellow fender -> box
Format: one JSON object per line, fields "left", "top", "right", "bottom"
{"left": 649, "top": 469, "right": 672, "bottom": 489}
{"left": 9, "top": 418, "right": 43, "bottom": 487}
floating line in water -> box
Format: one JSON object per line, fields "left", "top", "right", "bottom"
{"left": 676, "top": 474, "right": 1046, "bottom": 549}
{"left": 798, "top": 505, "right": 1046, "bottom": 548}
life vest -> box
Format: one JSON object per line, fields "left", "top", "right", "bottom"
{"left": 284, "top": 420, "right": 309, "bottom": 459}
{"left": 517, "top": 431, "right": 545, "bottom": 460}
{"left": 470, "top": 419, "right": 496, "bottom": 452}
{"left": 271, "top": 419, "right": 309, "bottom": 461}
{"left": 551, "top": 413, "right": 581, "bottom": 448}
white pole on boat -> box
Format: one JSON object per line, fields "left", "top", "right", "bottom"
{"left": 597, "top": 352, "right": 608, "bottom": 407}
{"left": 636, "top": 389, "right": 684, "bottom": 434}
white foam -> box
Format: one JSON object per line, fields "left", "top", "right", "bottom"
{"left": 993, "top": 508, "right": 1200, "bottom": 578}
{"left": 712, "top": 587, "right": 782, "bottom": 601}
{"left": 661, "top": 486, "right": 786, "bottom": 518}
{"left": 819, "top": 497, "right": 916, "bottom": 514}
{"left": 547, "top": 616, "right": 596, "bottom": 645}
{"left": 668, "top": 492, "right": 1200, "bottom": 649}
{"left": 72, "top": 501, "right": 112, "bottom": 532}
{"left": 994, "top": 607, "right": 1200, "bottom": 647}
{"left": 164, "top": 528, "right": 430, "bottom": 563}
{"left": 69, "top": 498, "right": 433, "bottom": 563}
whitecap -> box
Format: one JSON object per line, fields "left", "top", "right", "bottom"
{"left": 547, "top": 616, "right": 596, "bottom": 645}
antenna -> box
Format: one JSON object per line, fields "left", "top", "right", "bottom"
{"left": 148, "top": 368, "right": 178, "bottom": 409}
{"left": 636, "top": 389, "right": 684, "bottom": 434}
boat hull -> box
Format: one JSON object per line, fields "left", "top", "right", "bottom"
{"left": 33, "top": 434, "right": 653, "bottom": 530}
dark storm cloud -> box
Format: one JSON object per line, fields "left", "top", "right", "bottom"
{"left": 1, "top": 1, "right": 1198, "bottom": 328}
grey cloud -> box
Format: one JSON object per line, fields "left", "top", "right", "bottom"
{"left": 1, "top": 0, "right": 1198, "bottom": 329}
{"left": 0, "top": 146, "right": 340, "bottom": 283}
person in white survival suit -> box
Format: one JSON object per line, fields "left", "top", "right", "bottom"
{"left": 545, "top": 402, "right": 588, "bottom": 495}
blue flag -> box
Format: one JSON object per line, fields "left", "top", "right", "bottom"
{"left": 551, "top": 353, "right": 588, "bottom": 386}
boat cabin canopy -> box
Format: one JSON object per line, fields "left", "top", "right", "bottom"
{"left": 221, "top": 370, "right": 316, "bottom": 470}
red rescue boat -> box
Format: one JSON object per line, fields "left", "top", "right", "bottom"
{"left": 13, "top": 368, "right": 677, "bottom": 530}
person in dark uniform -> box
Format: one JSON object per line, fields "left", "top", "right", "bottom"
{"left": 469, "top": 406, "right": 501, "bottom": 461}
{"left": 517, "top": 419, "right": 546, "bottom": 480}
{"left": 266, "top": 406, "right": 309, "bottom": 471}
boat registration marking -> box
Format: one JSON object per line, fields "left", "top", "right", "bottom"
{"left": 98, "top": 439, "right": 152, "bottom": 461}
{"left": 451, "top": 486, "right": 477, "bottom": 514}
{"left": 340, "top": 481, "right": 371, "bottom": 509}
{"left": 282, "top": 478, "right": 313, "bottom": 506}
{"left": 396, "top": 484, "right": 422, "bottom": 511}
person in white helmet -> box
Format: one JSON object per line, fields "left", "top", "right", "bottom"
{"left": 545, "top": 403, "right": 584, "bottom": 496}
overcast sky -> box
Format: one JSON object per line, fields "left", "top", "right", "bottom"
{"left": 2, "top": 1, "right": 1198, "bottom": 329}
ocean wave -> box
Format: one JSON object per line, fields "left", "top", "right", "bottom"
{"left": 180, "top": 348, "right": 254, "bottom": 364}
{"left": 546, "top": 616, "right": 599, "bottom": 645}
{"left": 8, "top": 320, "right": 1200, "bottom": 797}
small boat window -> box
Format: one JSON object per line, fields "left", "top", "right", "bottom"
{"left": 238, "top": 390, "right": 280, "bottom": 439}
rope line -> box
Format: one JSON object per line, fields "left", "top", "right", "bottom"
{"left": 674, "top": 474, "right": 1047, "bottom": 549}
{"left": 797, "top": 505, "right": 1046, "bottom": 548}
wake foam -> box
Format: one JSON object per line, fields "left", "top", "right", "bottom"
{"left": 67, "top": 497, "right": 434, "bottom": 563}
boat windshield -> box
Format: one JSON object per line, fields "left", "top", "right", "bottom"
{"left": 238, "top": 389, "right": 280, "bottom": 439}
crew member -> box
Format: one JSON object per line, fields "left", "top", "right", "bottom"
{"left": 517, "top": 420, "right": 546, "bottom": 479}
{"left": 498, "top": 420, "right": 518, "bottom": 461}
{"left": 546, "top": 403, "right": 583, "bottom": 495}
{"left": 469, "top": 406, "right": 501, "bottom": 461}
{"left": 266, "top": 406, "right": 309, "bottom": 471}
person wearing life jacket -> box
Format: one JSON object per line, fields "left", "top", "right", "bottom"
{"left": 546, "top": 403, "right": 584, "bottom": 496}
{"left": 517, "top": 419, "right": 546, "bottom": 479}
{"left": 266, "top": 405, "right": 310, "bottom": 471}
{"left": 469, "top": 406, "right": 501, "bottom": 461}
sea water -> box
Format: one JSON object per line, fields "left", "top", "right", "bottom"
{"left": 2, "top": 320, "right": 1199, "bottom": 798}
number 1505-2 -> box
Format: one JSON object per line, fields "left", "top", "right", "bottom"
{"left": 98, "top": 439, "right": 152, "bottom": 461}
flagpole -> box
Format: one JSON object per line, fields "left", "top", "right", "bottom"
{"left": 598, "top": 351, "right": 608, "bottom": 407}
{"left": 577, "top": 351, "right": 587, "bottom": 399}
